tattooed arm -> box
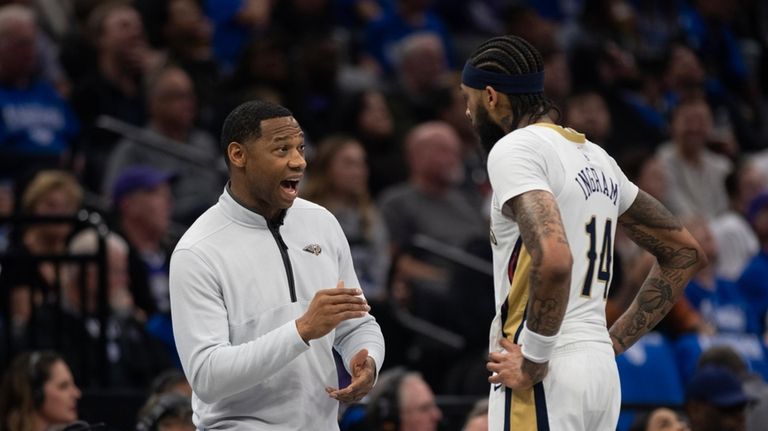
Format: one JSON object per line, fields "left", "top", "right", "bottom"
{"left": 610, "top": 190, "right": 706, "bottom": 355}
{"left": 488, "top": 190, "right": 572, "bottom": 388}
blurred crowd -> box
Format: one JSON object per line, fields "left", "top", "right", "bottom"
{"left": 0, "top": 0, "right": 767, "bottom": 430}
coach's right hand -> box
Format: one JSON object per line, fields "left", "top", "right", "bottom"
{"left": 295, "top": 281, "right": 370, "bottom": 343}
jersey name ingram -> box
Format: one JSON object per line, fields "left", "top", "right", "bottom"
{"left": 574, "top": 166, "right": 619, "bottom": 205}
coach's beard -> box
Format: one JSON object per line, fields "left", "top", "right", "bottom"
{"left": 474, "top": 105, "right": 507, "bottom": 153}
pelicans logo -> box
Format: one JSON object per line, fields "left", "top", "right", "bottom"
{"left": 303, "top": 244, "right": 322, "bottom": 255}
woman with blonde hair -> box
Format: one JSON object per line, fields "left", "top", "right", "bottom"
{"left": 302, "top": 135, "right": 389, "bottom": 300}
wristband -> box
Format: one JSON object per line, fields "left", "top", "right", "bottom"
{"left": 519, "top": 323, "right": 559, "bottom": 364}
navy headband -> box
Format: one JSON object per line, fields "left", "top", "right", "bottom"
{"left": 461, "top": 62, "right": 544, "bottom": 94}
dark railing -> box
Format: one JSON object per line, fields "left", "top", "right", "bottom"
{"left": 0, "top": 210, "right": 111, "bottom": 387}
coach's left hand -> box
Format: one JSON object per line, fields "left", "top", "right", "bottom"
{"left": 326, "top": 348, "right": 376, "bottom": 402}
{"left": 487, "top": 338, "right": 548, "bottom": 390}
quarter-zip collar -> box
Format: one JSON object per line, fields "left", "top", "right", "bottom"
{"left": 221, "top": 184, "right": 287, "bottom": 228}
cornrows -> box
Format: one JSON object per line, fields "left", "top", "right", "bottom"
{"left": 467, "top": 35, "right": 558, "bottom": 127}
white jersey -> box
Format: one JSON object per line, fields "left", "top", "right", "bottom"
{"left": 486, "top": 123, "right": 638, "bottom": 430}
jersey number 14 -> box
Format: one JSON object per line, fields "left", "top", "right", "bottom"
{"left": 582, "top": 216, "right": 613, "bottom": 299}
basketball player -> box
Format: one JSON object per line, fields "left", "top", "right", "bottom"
{"left": 460, "top": 35, "right": 706, "bottom": 430}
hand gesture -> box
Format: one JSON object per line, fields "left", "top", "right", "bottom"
{"left": 487, "top": 338, "right": 548, "bottom": 390}
{"left": 326, "top": 349, "right": 376, "bottom": 403}
{"left": 295, "top": 281, "right": 370, "bottom": 342}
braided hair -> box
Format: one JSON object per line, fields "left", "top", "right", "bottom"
{"left": 467, "top": 35, "right": 559, "bottom": 129}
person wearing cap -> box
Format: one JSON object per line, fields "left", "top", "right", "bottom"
{"left": 112, "top": 164, "right": 175, "bottom": 318}
{"left": 685, "top": 366, "right": 752, "bottom": 431}
{"left": 169, "top": 100, "right": 384, "bottom": 429}
{"left": 737, "top": 190, "right": 768, "bottom": 338}
{"left": 460, "top": 35, "right": 705, "bottom": 430}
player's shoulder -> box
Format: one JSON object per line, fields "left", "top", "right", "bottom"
{"left": 174, "top": 203, "right": 231, "bottom": 251}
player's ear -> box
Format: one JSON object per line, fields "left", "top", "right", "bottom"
{"left": 484, "top": 85, "right": 500, "bottom": 110}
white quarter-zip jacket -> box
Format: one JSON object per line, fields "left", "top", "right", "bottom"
{"left": 170, "top": 188, "right": 385, "bottom": 430}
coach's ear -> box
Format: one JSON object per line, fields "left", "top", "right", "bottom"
{"left": 228, "top": 141, "right": 246, "bottom": 168}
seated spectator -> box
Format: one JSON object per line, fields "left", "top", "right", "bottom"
{"left": 462, "top": 398, "right": 488, "bottom": 431}
{"left": 656, "top": 98, "right": 731, "bottom": 218}
{"left": 738, "top": 192, "right": 768, "bottom": 338}
{"left": 364, "top": 368, "right": 442, "bottom": 431}
{"left": 0, "top": 171, "right": 83, "bottom": 321}
{"left": 0, "top": 5, "right": 79, "bottom": 181}
{"left": 685, "top": 366, "right": 752, "bottom": 431}
{"left": 64, "top": 229, "right": 172, "bottom": 388}
{"left": 302, "top": 135, "right": 389, "bottom": 300}
{"left": 363, "top": 0, "right": 454, "bottom": 75}
{"left": 710, "top": 160, "right": 764, "bottom": 281}
{"left": 378, "top": 122, "right": 487, "bottom": 289}
{"left": 563, "top": 89, "right": 612, "bottom": 152}
{"left": 204, "top": 0, "right": 272, "bottom": 74}
{"left": 683, "top": 216, "right": 760, "bottom": 335}
{"left": 71, "top": 2, "right": 160, "bottom": 190}
{"left": 111, "top": 166, "right": 175, "bottom": 317}
{"left": 103, "top": 65, "right": 224, "bottom": 226}
{"left": 0, "top": 350, "right": 82, "bottom": 431}
{"left": 135, "top": 392, "right": 193, "bottom": 431}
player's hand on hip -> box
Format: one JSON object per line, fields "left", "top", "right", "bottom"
{"left": 487, "top": 338, "right": 548, "bottom": 390}
{"left": 295, "top": 281, "right": 370, "bottom": 342}
{"left": 326, "top": 349, "right": 377, "bottom": 403}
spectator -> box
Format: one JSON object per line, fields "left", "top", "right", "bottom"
{"left": 0, "top": 5, "right": 79, "bottom": 181}
{"left": 682, "top": 216, "right": 760, "bottom": 335}
{"left": 685, "top": 366, "right": 751, "bottom": 431}
{"left": 302, "top": 135, "right": 390, "bottom": 300}
{"left": 63, "top": 229, "right": 172, "bottom": 388}
{"left": 363, "top": 0, "right": 454, "bottom": 75}
{"left": 710, "top": 160, "right": 764, "bottom": 281}
{"left": 462, "top": 398, "right": 488, "bottom": 431}
{"left": 657, "top": 98, "right": 731, "bottom": 218}
{"left": 563, "top": 89, "right": 612, "bottom": 152}
{"left": 204, "top": 0, "right": 272, "bottom": 74}
{"left": 111, "top": 165, "right": 175, "bottom": 317}
{"left": 364, "top": 368, "right": 442, "bottom": 431}
{"left": 135, "top": 392, "right": 193, "bottom": 431}
{"left": 738, "top": 192, "right": 768, "bottom": 337}
{"left": 71, "top": 1, "right": 159, "bottom": 190}
{"left": 0, "top": 170, "right": 83, "bottom": 316}
{"left": 378, "top": 121, "right": 487, "bottom": 292}
{"left": 0, "top": 350, "right": 82, "bottom": 431}
{"left": 103, "top": 65, "right": 224, "bottom": 226}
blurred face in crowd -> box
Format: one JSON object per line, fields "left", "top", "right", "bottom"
{"left": 637, "top": 156, "right": 668, "bottom": 203}
{"left": 358, "top": 91, "right": 393, "bottom": 140}
{"left": 0, "top": 17, "right": 37, "bottom": 83}
{"left": 166, "top": 0, "right": 211, "bottom": 49}
{"left": 737, "top": 164, "right": 766, "bottom": 214}
{"left": 32, "top": 186, "right": 80, "bottom": 241}
{"left": 666, "top": 45, "right": 705, "bottom": 89}
{"left": 399, "top": 375, "right": 442, "bottom": 431}
{"left": 121, "top": 184, "right": 173, "bottom": 238}
{"left": 329, "top": 140, "right": 369, "bottom": 198}
{"left": 565, "top": 92, "right": 611, "bottom": 144}
{"left": 408, "top": 124, "right": 462, "bottom": 188}
{"left": 645, "top": 408, "right": 689, "bottom": 431}
{"left": 401, "top": 34, "right": 446, "bottom": 92}
{"left": 37, "top": 360, "right": 81, "bottom": 426}
{"left": 150, "top": 68, "right": 197, "bottom": 132}
{"left": 99, "top": 6, "right": 146, "bottom": 69}
{"left": 671, "top": 101, "right": 714, "bottom": 158}
{"left": 229, "top": 117, "right": 306, "bottom": 219}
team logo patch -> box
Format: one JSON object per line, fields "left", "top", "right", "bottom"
{"left": 303, "top": 244, "right": 322, "bottom": 255}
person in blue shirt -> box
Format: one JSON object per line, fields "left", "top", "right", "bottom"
{"left": 738, "top": 192, "right": 768, "bottom": 337}
{"left": 0, "top": 5, "right": 79, "bottom": 179}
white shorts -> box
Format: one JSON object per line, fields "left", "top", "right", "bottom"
{"left": 488, "top": 341, "right": 620, "bottom": 431}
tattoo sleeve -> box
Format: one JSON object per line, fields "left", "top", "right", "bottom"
{"left": 506, "top": 190, "right": 571, "bottom": 337}
{"left": 610, "top": 191, "right": 704, "bottom": 354}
